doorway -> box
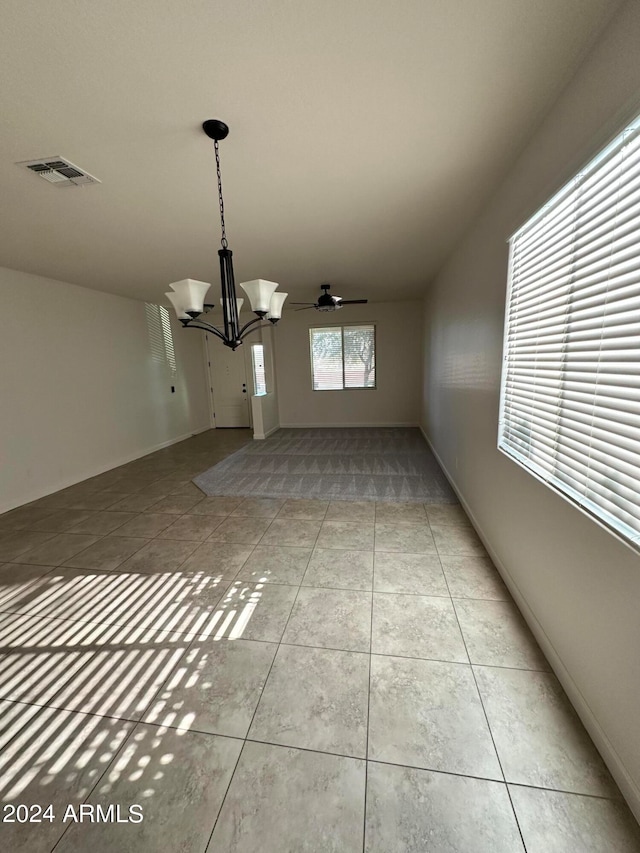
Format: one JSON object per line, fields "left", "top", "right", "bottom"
{"left": 205, "top": 333, "right": 251, "bottom": 428}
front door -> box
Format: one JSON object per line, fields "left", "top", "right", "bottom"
{"left": 206, "top": 334, "right": 251, "bottom": 427}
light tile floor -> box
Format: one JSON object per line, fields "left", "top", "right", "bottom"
{"left": 0, "top": 430, "right": 639, "bottom": 851}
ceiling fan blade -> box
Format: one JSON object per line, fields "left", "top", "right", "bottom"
{"left": 295, "top": 306, "right": 318, "bottom": 311}
{"left": 339, "top": 299, "right": 368, "bottom": 304}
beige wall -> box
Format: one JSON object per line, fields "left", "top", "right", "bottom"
{"left": 0, "top": 266, "right": 210, "bottom": 512}
{"left": 274, "top": 300, "right": 422, "bottom": 427}
{"left": 421, "top": 0, "right": 640, "bottom": 819}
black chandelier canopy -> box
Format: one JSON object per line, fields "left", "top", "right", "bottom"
{"left": 165, "top": 120, "right": 287, "bottom": 350}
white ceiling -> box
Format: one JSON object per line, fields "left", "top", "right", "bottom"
{"left": 0, "top": 0, "right": 622, "bottom": 305}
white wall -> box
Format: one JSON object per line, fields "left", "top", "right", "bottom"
{"left": 275, "top": 300, "right": 422, "bottom": 427}
{"left": 251, "top": 324, "right": 280, "bottom": 438}
{"left": 421, "top": 0, "right": 640, "bottom": 818}
{"left": 251, "top": 393, "right": 279, "bottom": 440}
{"left": 0, "top": 267, "right": 210, "bottom": 512}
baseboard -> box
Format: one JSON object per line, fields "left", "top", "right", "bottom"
{"left": 253, "top": 423, "right": 280, "bottom": 440}
{"left": 419, "top": 424, "right": 640, "bottom": 821}
{"left": 279, "top": 422, "right": 419, "bottom": 428}
{"left": 1, "top": 424, "right": 212, "bottom": 515}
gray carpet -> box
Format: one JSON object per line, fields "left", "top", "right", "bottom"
{"left": 193, "top": 428, "right": 458, "bottom": 503}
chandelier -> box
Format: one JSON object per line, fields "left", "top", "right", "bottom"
{"left": 165, "top": 119, "right": 287, "bottom": 350}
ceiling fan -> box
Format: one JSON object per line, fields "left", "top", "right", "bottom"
{"left": 290, "top": 284, "right": 368, "bottom": 312}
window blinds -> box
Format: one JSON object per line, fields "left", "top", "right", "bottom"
{"left": 499, "top": 115, "right": 640, "bottom": 549}
{"left": 145, "top": 304, "right": 177, "bottom": 376}
{"left": 344, "top": 325, "right": 376, "bottom": 388}
{"left": 310, "top": 325, "right": 376, "bottom": 390}
{"left": 310, "top": 327, "right": 344, "bottom": 390}
{"left": 252, "top": 344, "right": 267, "bottom": 395}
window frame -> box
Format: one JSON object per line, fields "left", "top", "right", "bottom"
{"left": 309, "top": 323, "right": 377, "bottom": 392}
{"left": 498, "top": 110, "right": 640, "bottom": 553}
{"left": 251, "top": 342, "right": 267, "bottom": 396}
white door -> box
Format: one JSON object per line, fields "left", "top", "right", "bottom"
{"left": 206, "top": 334, "right": 251, "bottom": 427}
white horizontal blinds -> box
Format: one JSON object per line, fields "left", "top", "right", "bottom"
{"left": 310, "top": 327, "right": 344, "bottom": 390}
{"left": 499, "top": 115, "right": 640, "bottom": 547}
{"left": 252, "top": 344, "right": 267, "bottom": 395}
{"left": 159, "top": 306, "right": 177, "bottom": 376}
{"left": 343, "top": 325, "right": 376, "bottom": 388}
{"left": 310, "top": 325, "right": 376, "bottom": 389}
{"left": 145, "top": 304, "right": 177, "bottom": 376}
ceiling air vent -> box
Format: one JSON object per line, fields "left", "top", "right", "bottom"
{"left": 17, "top": 157, "right": 101, "bottom": 187}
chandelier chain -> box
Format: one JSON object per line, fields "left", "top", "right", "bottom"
{"left": 214, "top": 139, "right": 228, "bottom": 249}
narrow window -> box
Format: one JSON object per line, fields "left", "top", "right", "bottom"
{"left": 145, "top": 303, "right": 177, "bottom": 376}
{"left": 252, "top": 343, "right": 267, "bottom": 395}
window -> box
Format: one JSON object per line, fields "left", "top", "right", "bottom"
{"left": 145, "top": 303, "right": 177, "bottom": 376}
{"left": 252, "top": 343, "right": 267, "bottom": 395}
{"left": 499, "top": 113, "right": 640, "bottom": 549}
{"left": 309, "top": 325, "right": 376, "bottom": 390}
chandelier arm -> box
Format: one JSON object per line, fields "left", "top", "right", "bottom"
{"left": 238, "top": 316, "right": 265, "bottom": 337}
{"left": 183, "top": 320, "right": 227, "bottom": 341}
{"left": 239, "top": 324, "right": 265, "bottom": 342}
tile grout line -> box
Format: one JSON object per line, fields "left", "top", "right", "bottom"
{"left": 3, "top": 483, "right": 593, "bottom": 847}
{"left": 438, "top": 539, "right": 529, "bottom": 852}
{"left": 362, "top": 540, "right": 375, "bottom": 853}
{"left": 3, "top": 574, "right": 509, "bottom": 603}
{"left": 125, "top": 528, "right": 265, "bottom": 725}
{"left": 0, "top": 542, "right": 542, "bottom": 678}
{"left": 0, "top": 534, "right": 250, "bottom": 636}
{"left": 1, "top": 517, "right": 264, "bottom": 749}
{"left": 0, "top": 693, "right": 627, "bottom": 805}
{"left": 4, "top": 515, "right": 474, "bottom": 564}
{"left": 202, "top": 737, "right": 248, "bottom": 852}
{"left": 42, "top": 494, "right": 252, "bottom": 851}
{"left": 0, "top": 632, "right": 554, "bottom": 676}
{"left": 46, "top": 703, "right": 149, "bottom": 853}
{"left": 202, "top": 500, "right": 325, "bottom": 848}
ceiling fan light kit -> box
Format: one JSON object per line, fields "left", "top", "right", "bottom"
{"left": 290, "top": 283, "right": 368, "bottom": 312}
{"left": 165, "top": 120, "right": 287, "bottom": 350}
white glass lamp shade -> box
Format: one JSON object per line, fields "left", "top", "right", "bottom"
{"left": 219, "top": 297, "right": 244, "bottom": 314}
{"left": 167, "top": 279, "right": 211, "bottom": 316}
{"left": 165, "top": 291, "right": 190, "bottom": 320}
{"left": 239, "top": 279, "right": 279, "bottom": 314}
{"left": 266, "top": 291, "right": 288, "bottom": 320}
